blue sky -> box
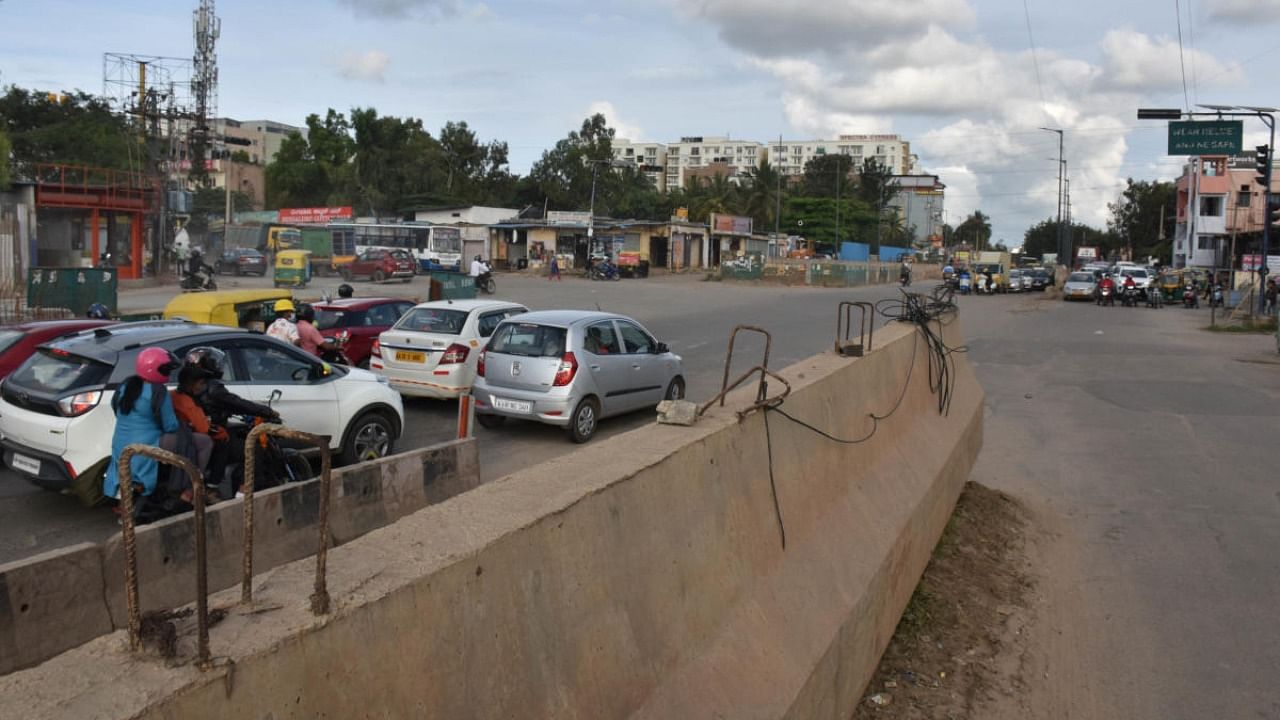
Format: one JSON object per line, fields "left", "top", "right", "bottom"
{"left": 4, "top": 0, "right": 1280, "bottom": 245}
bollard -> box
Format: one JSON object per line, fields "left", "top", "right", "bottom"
{"left": 117, "top": 443, "right": 211, "bottom": 669}
{"left": 240, "top": 424, "right": 333, "bottom": 615}
{"left": 456, "top": 394, "right": 474, "bottom": 439}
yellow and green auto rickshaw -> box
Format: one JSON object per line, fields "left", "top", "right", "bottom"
{"left": 162, "top": 289, "right": 293, "bottom": 330}
{"left": 274, "top": 249, "right": 312, "bottom": 289}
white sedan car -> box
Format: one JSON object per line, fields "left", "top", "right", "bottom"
{"left": 372, "top": 300, "right": 529, "bottom": 399}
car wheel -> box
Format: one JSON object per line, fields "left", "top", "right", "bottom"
{"left": 664, "top": 376, "right": 685, "bottom": 401}
{"left": 373, "top": 269, "right": 386, "bottom": 283}
{"left": 566, "top": 397, "right": 600, "bottom": 444}
{"left": 340, "top": 411, "right": 395, "bottom": 465}
{"left": 476, "top": 413, "right": 506, "bottom": 429}
{"left": 284, "top": 452, "right": 315, "bottom": 483}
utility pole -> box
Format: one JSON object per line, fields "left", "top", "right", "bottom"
{"left": 774, "top": 134, "right": 782, "bottom": 254}
{"left": 834, "top": 154, "right": 842, "bottom": 249}
{"left": 1041, "top": 127, "right": 1064, "bottom": 264}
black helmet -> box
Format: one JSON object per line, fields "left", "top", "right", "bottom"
{"left": 183, "top": 346, "right": 228, "bottom": 380}
{"left": 297, "top": 304, "right": 316, "bottom": 323}
{"left": 87, "top": 303, "right": 109, "bottom": 319}
{"left": 338, "top": 283, "right": 354, "bottom": 298}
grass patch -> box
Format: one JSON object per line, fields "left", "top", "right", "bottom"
{"left": 1205, "top": 316, "right": 1278, "bottom": 333}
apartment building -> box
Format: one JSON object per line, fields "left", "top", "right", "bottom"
{"left": 663, "top": 137, "right": 765, "bottom": 189}
{"left": 1173, "top": 154, "right": 1280, "bottom": 268}
{"left": 767, "top": 135, "right": 916, "bottom": 177}
{"left": 611, "top": 139, "right": 668, "bottom": 191}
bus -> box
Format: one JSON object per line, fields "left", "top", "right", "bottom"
{"left": 326, "top": 222, "right": 464, "bottom": 272}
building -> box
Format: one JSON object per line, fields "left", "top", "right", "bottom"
{"left": 224, "top": 118, "right": 307, "bottom": 165}
{"left": 611, "top": 139, "right": 668, "bottom": 191}
{"left": 888, "top": 175, "right": 946, "bottom": 247}
{"left": 412, "top": 205, "right": 520, "bottom": 262}
{"left": 767, "top": 135, "right": 916, "bottom": 178}
{"left": 664, "top": 137, "right": 764, "bottom": 190}
{"left": 1173, "top": 155, "right": 1280, "bottom": 269}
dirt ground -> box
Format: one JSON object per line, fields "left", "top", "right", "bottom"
{"left": 853, "top": 481, "right": 1036, "bottom": 720}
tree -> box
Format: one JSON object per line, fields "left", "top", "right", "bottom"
{"left": 1107, "top": 179, "right": 1176, "bottom": 262}
{"left": 0, "top": 85, "right": 140, "bottom": 173}
{"left": 1023, "top": 217, "right": 1117, "bottom": 258}
{"left": 0, "top": 128, "right": 10, "bottom": 188}
{"left": 186, "top": 186, "right": 252, "bottom": 233}
{"left": 741, "top": 159, "right": 784, "bottom": 232}
{"left": 855, "top": 157, "right": 900, "bottom": 210}
{"left": 800, "top": 154, "right": 853, "bottom": 199}
{"left": 527, "top": 114, "right": 616, "bottom": 212}
{"left": 954, "top": 210, "right": 993, "bottom": 250}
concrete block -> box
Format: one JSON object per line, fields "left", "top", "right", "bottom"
{"left": 656, "top": 399, "right": 698, "bottom": 426}
{"left": 0, "top": 543, "right": 111, "bottom": 676}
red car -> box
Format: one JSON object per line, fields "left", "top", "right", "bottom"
{"left": 0, "top": 319, "right": 118, "bottom": 379}
{"left": 340, "top": 249, "right": 416, "bottom": 283}
{"left": 311, "top": 297, "right": 416, "bottom": 368}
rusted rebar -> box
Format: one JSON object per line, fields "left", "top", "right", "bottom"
{"left": 698, "top": 365, "right": 792, "bottom": 419}
{"left": 118, "top": 443, "right": 210, "bottom": 669}
{"left": 311, "top": 444, "right": 334, "bottom": 615}
{"left": 835, "top": 301, "right": 875, "bottom": 357}
{"left": 240, "top": 424, "right": 332, "bottom": 613}
{"left": 716, "top": 325, "right": 772, "bottom": 408}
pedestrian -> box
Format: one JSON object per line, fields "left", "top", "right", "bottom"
{"left": 549, "top": 253, "right": 561, "bottom": 281}
{"left": 1266, "top": 278, "right": 1277, "bottom": 315}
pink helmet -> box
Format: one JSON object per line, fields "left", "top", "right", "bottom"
{"left": 135, "top": 347, "right": 179, "bottom": 384}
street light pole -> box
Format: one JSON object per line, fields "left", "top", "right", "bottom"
{"left": 1041, "top": 127, "right": 1064, "bottom": 265}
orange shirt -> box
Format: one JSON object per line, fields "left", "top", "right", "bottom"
{"left": 171, "top": 390, "right": 210, "bottom": 434}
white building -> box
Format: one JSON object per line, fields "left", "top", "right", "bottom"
{"left": 611, "top": 139, "right": 668, "bottom": 192}
{"left": 767, "top": 135, "right": 916, "bottom": 177}
{"left": 664, "top": 137, "right": 765, "bottom": 190}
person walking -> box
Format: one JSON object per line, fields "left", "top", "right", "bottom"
{"left": 1265, "top": 277, "right": 1277, "bottom": 315}
{"left": 549, "top": 253, "right": 561, "bottom": 282}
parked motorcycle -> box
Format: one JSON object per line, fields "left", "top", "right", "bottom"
{"left": 588, "top": 260, "right": 621, "bottom": 281}
{"left": 180, "top": 263, "right": 218, "bottom": 291}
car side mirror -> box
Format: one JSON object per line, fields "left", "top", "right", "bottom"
{"left": 655, "top": 342, "right": 669, "bottom": 354}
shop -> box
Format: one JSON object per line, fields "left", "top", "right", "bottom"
{"left": 707, "top": 214, "right": 753, "bottom": 268}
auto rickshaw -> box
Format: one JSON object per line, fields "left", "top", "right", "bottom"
{"left": 163, "top": 289, "right": 293, "bottom": 330}
{"left": 1158, "top": 270, "right": 1184, "bottom": 302}
{"left": 274, "top": 249, "right": 312, "bottom": 288}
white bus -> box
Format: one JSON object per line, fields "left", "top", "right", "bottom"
{"left": 328, "top": 222, "right": 464, "bottom": 272}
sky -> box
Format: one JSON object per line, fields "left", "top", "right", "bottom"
{"left": 3, "top": 0, "right": 1280, "bottom": 246}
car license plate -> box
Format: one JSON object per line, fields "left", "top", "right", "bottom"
{"left": 492, "top": 398, "right": 532, "bottom": 414}
{"left": 396, "top": 350, "right": 426, "bottom": 363}
{"left": 11, "top": 453, "right": 40, "bottom": 476}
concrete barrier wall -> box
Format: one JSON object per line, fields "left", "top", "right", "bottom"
{"left": 0, "top": 438, "right": 479, "bottom": 676}
{"left": 0, "top": 317, "right": 983, "bottom": 720}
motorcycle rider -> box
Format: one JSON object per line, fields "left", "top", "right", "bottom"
{"left": 899, "top": 259, "right": 912, "bottom": 287}
{"left": 295, "top": 304, "right": 336, "bottom": 358}
{"left": 266, "top": 299, "right": 300, "bottom": 346}
{"left": 182, "top": 347, "right": 282, "bottom": 498}
{"left": 1099, "top": 273, "right": 1116, "bottom": 304}
{"left": 87, "top": 302, "right": 110, "bottom": 320}
{"left": 469, "top": 255, "right": 492, "bottom": 290}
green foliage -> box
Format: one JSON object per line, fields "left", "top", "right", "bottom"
{"left": 229, "top": 149, "right": 251, "bottom": 163}
{"left": 1023, "top": 218, "right": 1115, "bottom": 258}
{"left": 186, "top": 186, "right": 252, "bottom": 234}
{"left": 782, "top": 195, "right": 876, "bottom": 246}
{"left": 0, "top": 85, "right": 141, "bottom": 172}
{"left": 1107, "top": 179, "right": 1176, "bottom": 262}
{"left": 954, "top": 210, "right": 993, "bottom": 249}
{"left": 854, "top": 157, "right": 900, "bottom": 209}
{"left": 0, "top": 128, "right": 10, "bottom": 188}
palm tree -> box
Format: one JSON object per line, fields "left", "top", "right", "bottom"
{"left": 741, "top": 159, "right": 784, "bottom": 232}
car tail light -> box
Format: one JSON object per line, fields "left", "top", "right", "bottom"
{"left": 371, "top": 339, "right": 382, "bottom": 358}
{"left": 476, "top": 350, "right": 486, "bottom": 378}
{"left": 553, "top": 352, "right": 578, "bottom": 387}
{"left": 440, "top": 343, "right": 469, "bottom": 365}
{"left": 57, "top": 390, "right": 102, "bottom": 417}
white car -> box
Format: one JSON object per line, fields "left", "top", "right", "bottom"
{"left": 0, "top": 321, "right": 405, "bottom": 492}
{"left": 371, "top": 300, "right": 529, "bottom": 399}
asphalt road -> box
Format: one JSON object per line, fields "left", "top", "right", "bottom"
{"left": 1, "top": 272, "right": 911, "bottom": 565}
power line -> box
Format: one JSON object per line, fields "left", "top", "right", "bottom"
{"left": 1175, "top": 0, "right": 1192, "bottom": 111}
{"left": 1187, "top": 0, "right": 1199, "bottom": 104}
{"left": 1021, "top": 0, "right": 1049, "bottom": 119}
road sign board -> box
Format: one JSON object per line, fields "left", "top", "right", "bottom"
{"left": 1168, "top": 120, "right": 1243, "bottom": 155}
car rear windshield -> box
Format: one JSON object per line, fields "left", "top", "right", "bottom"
{"left": 390, "top": 250, "right": 412, "bottom": 260}
{"left": 315, "top": 310, "right": 350, "bottom": 330}
{"left": 1068, "top": 273, "right": 1094, "bottom": 282}
{"left": 394, "top": 308, "right": 469, "bottom": 335}
{"left": 488, "top": 323, "right": 567, "bottom": 357}
{"left": 0, "top": 329, "right": 25, "bottom": 356}
{"left": 8, "top": 349, "right": 112, "bottom": 394}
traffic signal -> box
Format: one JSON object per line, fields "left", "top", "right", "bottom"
{"left": 1270, "top": 195, "right": 1280, "bottom": 231}
{"left": 1256, "top": 145, "right": 1271, "bottom": 185}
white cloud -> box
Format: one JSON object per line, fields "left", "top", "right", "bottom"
{"left": 338, "top": 50, "right": 391, "bottom": 82}
{"left": 587, "top": 101, "right": 646, "bottom": 142}
{"left": 336, "top": 0, "right": 479, "bottom": 20}
{"left": 1098, "top": 29, "right": 1242, "bottom": 91}
{"left": 676, "top": 0, "right": 974, "bottom": 57}
{"left": 1205, "top": 0, "right": 1280, "bottom": 24}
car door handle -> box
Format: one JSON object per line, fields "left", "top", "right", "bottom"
{"left": 590, "top": 364, "right": 601, "bottom": 371}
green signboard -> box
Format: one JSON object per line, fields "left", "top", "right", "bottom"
{"left": 1168, "top": 120, "right": 1243, "bottom": 155}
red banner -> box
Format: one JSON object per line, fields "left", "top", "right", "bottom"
{"left": 278, "top": 206, "right": 353, "bottom": 224}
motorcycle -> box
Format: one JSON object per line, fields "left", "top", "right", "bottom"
{"left": 1121, "top": 285, "right": 1140, "bottom": 307}
{"left": 181, "top": 263, "right": 218, "bottom": 291}
{"left": 1145, "top": 287, "right": 1164, "bottom": 308}
{"left": 899, "top": 271, "right": 912, "bottom": 287}
{"left": 588, "top": 261, "right": 621, "bottom": 281}
{"left": 1183, "top": 285, "right": 1200, "bottom": 308}
{"left": 317, "top": 333, "right": 353, "bottom": 366}
{"left": 1097, "top": 285, "right": 1115, "bottom": 306}
{"left": 474, "top": 272, "right": 496, "bottom": 294}
{"left": 958, "top": 272, "right": 972, "bottom": 295}
{"left": 1209, "top": 284, "right": 1225, "bottom": 308}
{"left": 219, "top": 390, "right": 314, "bottom": 498}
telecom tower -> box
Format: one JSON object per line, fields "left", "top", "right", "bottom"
{"left": 189, "top": 0, "right": 220, "bottom": 187}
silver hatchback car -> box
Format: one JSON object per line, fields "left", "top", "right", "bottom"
{"left": 471, "top": 311, "right": 685, "bottom": 442}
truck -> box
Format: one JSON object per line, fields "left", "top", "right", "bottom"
{"left": 218, "top": 224, "right": 302, "bottom": 256}
{"left": 300, "top": 226, "right": 337, "bottom": 275}
{"left": 973, "top": 250, "right": 1012, "bottom": 292}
